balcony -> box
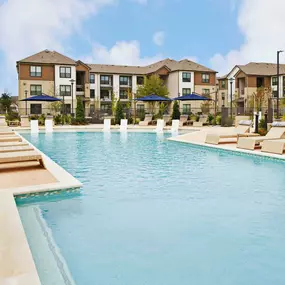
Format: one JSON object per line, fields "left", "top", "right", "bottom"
{"left": 119, "top": 95, "right": 128, "bottom": 100}
{"left": 100, "top": 95, "right": 111, "bottom": 101}
{"left": 119, "top": 81, "right": 132, "bottom": 88}
{"left": 100, "top": 80, "right": 112, "bottom": 87}
{"left": 76, "top": 84, "right": 85, "bottom": 96}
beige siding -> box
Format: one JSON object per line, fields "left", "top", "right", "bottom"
{"left": 166, "top": 72, "right": 179, "bottom": 99}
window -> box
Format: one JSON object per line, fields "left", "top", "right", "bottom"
{"left": 120, "top": 76, "right": 129, "bottom": 85}
{"left": 137, "top": 104, "right": 145, "bottom": 112}
{"left": 30, "top": 66, "right": 42, "bottom": 77}
{"left": 182, "top": 88, "right": 191, "bottom": 95}
{"left": 272, "top": 77, "right": 278, "bottom": 86}
{"left": 60, "top": 85, "right": 71, "bottom": 96}
{"left": 30, "top": 85, "right": 42, "bottom": 96}
{"left": 90, "top": 74, "right": 95, "bottom": 84}
{"left": 202, "top": 73, "right": 210, "bottom": 83}
{"left": 60, "top": 67, "right": 71, "bottom": 78}
{"left": 119, "top": 89, "right": 128, "bottom": 99}
{"left": 90, "top": 89, "right": 95, "bottom": 98}
{"left": 182, "top": 104, "right": 191, "bottom": 114}
{"left": 182, "top": 72, "right": 191, "bottom": 82}
{"left": 101, "top": 103, "right": 111, "bottom": 111}
{"left": 257, "top": 77, "right": 264, "bottom": 88}
{"left": 221, "top": 80, "right": 226, "bottom": 89}
{"left": 100, "top": 75, "right": 110, "bottom": 85}
{"left": 30, "top": 104, "right": 42, "bottom": 114}
{"left": 137, "top": 76, "right": 144, "bottom": 85}
{"left": 202, "top": 89, "right": 210, "bottom": 96}
{"left": 100, "top": 89, "right": 110, "bottom": 99}
{"left": 61, "top": 104, "right": 71, "bottom": 114}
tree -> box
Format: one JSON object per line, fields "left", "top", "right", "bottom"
{"left": 249, "top": 87, "right": 271, "bottom": 111}
{"left": 0, "top": 92, "right": 12, "bottom": 113}
{"left": 76, "top": 97, "right": 85, "bottom": 123}
{"left": 172, "top": 101, "right": 180, "bottom": 119}
{"left": 136, "top": 75, "right": 169, "bottom": 98}
{"left": 115, "top": 100, "right": 124, "bottom": 124}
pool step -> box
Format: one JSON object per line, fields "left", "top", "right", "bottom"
{"left": 0, "top": 131, "right": 15, "bottom": 136}
{"left": 0, "top": 136, "right": 22, "bottom": 143}
{"left": 0, "top": 161, "right": 41, "bottom": 170}
{"left": 0, "top": 142, "right": 29, "bottom": 147}
{"left": 0, "top": 146, "right": 34, "bottom": 153}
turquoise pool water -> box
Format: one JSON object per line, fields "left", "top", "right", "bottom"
{"left": 18, "top": 132, "right": 285, "bottom": 285}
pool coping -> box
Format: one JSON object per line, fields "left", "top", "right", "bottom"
{"left": 0, "top": 132, "right": 83, "bottom": 285}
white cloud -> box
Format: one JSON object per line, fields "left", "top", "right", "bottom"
{"left": 210, "top": 0, "right": 285, "bottom": 75}
{"left": 85, "top": 40, "right": 163, "bottom": 65}
{"left": 153, "top": 31, "right": 165, "bottom": 46}
{"left": 131, "top": 0, "right": 147, "bottom": 4}
{"left": 0, "top": 0, "right": 116, "bottom": 94}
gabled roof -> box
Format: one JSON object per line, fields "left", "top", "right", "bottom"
{"left": 237, "top": 62, "right": 285, "bottom": 76}
{"left": 17, "top": 50, "right": 76, "bottom": 65}
{"left": 88, "top": 58, "right": 217, "bottom": 74}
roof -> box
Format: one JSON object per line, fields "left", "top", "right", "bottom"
{"left": 88, "top": 58, "right": 217, "bottom": 74}
{"left": 237, "top": 62, "right": 285, "bottom": 76}
{"left": 17, "top": 50, "right": 76, "bottom": 65}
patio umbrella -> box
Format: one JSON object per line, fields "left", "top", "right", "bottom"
{"left": 173, "top": 93, "right": 212, "bottom": 101}
{"left": 135, "top": 94, "right": 172, "bottom": 102}
{"left": 20, "top": 93, "right": 62, "bottom": 102}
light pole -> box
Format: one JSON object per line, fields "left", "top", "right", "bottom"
{"left": 70, "top": 79, "right": 75, "bottom": 117}
{"left": 229, "top": 78, "right": 234, "bottom": 118}
{"left": 277, "top": 50, "right": 284, "bottom": 119}
{"left": 25, "top": 90, "right": 28, "bottom": 115}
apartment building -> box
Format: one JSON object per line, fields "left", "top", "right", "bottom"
{"left": 17, "top": 50, "right": 217, "bottom": 115}
{"left": 218, "top": 62, "right": 285, "bottom": 114}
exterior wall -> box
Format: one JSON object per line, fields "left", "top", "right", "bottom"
{"left": 179, "top": 71, "right": 194, "bottom": 96}
{"left": 166, "top": 72, "right": 179, "bottom": 98}
{"left": 194, "top": 72, "right": 216, "bottom": 86}
{"left": 194, "top": 85, "right": 216, "bottom": 97}
{"left": 76, "top": 64, "right": 90, "bottom": 83}
{"left": 54, "top": 65, "right": 76, "bottom": 98}
{"left": 113, "top": 75, "right": 120, "bottom": 99}
{"left": 18, "top": 63, "right": 54, "bottom": 81}
{"left": 18, "top": 79, "right": 54, "bottom": 114}
{"left": 132, "top": 76, "right": 138, "bottom": 95}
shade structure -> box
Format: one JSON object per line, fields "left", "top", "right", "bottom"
{"left": 135, "top": 94, "right": 172, "bottom": 102}
{"left": 21, "top": 94, "right": 62, "bottom": 102}
{"left": 173, "top": 93, "right": 212, "bottom": 101}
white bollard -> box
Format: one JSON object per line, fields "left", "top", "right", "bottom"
{"left": 171, "top": 120, "right": 179, "bottom": 133}
{"left": 103, "top": 119, "right": 111, "bottom": 131}
{"left": 30, "top": 120, "right": 39, "bottom": 134}
{"left": 45, "top": 119, "right": 53, "bottom": 133}
{"left": 120, "top": 119, "right": 128, "bottom": 132}
{"left": 156, "top": 119, "right": 165, "bottom": 133}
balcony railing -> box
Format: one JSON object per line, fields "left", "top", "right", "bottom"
{"left": 100, "top": 80, "right": 112, "bottom": 86}
{"left": 100, "top": 95, "right": 111, "bottom": 101}
{"left": 119, "top": 95, "right": 128, "bottom": 100}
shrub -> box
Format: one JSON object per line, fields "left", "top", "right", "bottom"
{"left": 172, "top": 101, "right": 180, "bottom": 119}
{"left": 115, "top": 100, "right": 124, "bottom": 124}
{"left": 6, "top": 112, "right": 19, "bottom": 121}
{"left": 62, "top": 114, "right": 72, "bottom": 125}
{"left": 29, "top": 115, "right": 39, "bottom": 121}
{"left": 128, "top": 117, "right": 133, "bottom": 124}
{"left": 258, "top": 128, "right": 267, "bottom": 136}
{"left": 282, "top": 113, "right": 285, "bottom": 121}
{"left": 216, "top": 115, "right": 222, "bottom": 125}
{"left": 138, "top": 109, "right": 145, "bottom": 121}
{"left": 259, "top": 118, "right": 267, "bottom": 129}
{"left": 221, "top": 117, "right": 233, "bottom": 127}
{"left": 76, "top": 97, "right": 85, "bottom": 124}
{"left": 208, "top": 113, "right": 214, "bottom": 125}
{"left": 54, "top": 114, "right": 62, "bottom": 125}
{"left": 38, "top": 114, "right": 46, "bottom": 126}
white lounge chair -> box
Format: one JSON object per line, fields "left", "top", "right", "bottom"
{"left": 193, "top": 116, "right": 209, "bottom": 127}
{"left": 237, "top": 122, "right": 285, "bottom": 150}
{"left": 261, "top": 139, "right": 285, "bottom": 155}
{"left": 139, "top": 114, "right": 153, "bottom": 126}
{"left": 179, "top": 115, "right": 190, "bottom": 127}
{"left": 205, "top": 120, "right": 253, "bottom": 145}
{"left": 120, "top": 119, "right": 128, "bottom": 132}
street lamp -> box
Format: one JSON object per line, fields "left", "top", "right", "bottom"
{"left": 229, "top": 78, "right": 234, "bottom": 118}
{"left": 70, "top": 79, "right": 75, "bottom": 117}
{"left": 277, "top": 50, "right": 284, "bottom": 119}
{"left": 24, "top": 90, "right": 28, "bottom": 115}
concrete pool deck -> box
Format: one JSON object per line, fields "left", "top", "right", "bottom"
{"left": 168, "top": 126, "right": 285, "bottom": 161}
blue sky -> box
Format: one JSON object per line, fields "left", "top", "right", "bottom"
{"left": 0, "top": 0, "right": 283, "bottom": 96}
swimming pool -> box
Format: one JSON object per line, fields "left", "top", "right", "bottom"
{"left": 18, "top": 132, "right": 285, "bottom": 285}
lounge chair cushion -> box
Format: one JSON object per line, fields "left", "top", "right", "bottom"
{"left": 239, "top": 120, "right": 252, "bottom": 126}
{"left": 272, "top": 121, "right": 285, "bottom": 127}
